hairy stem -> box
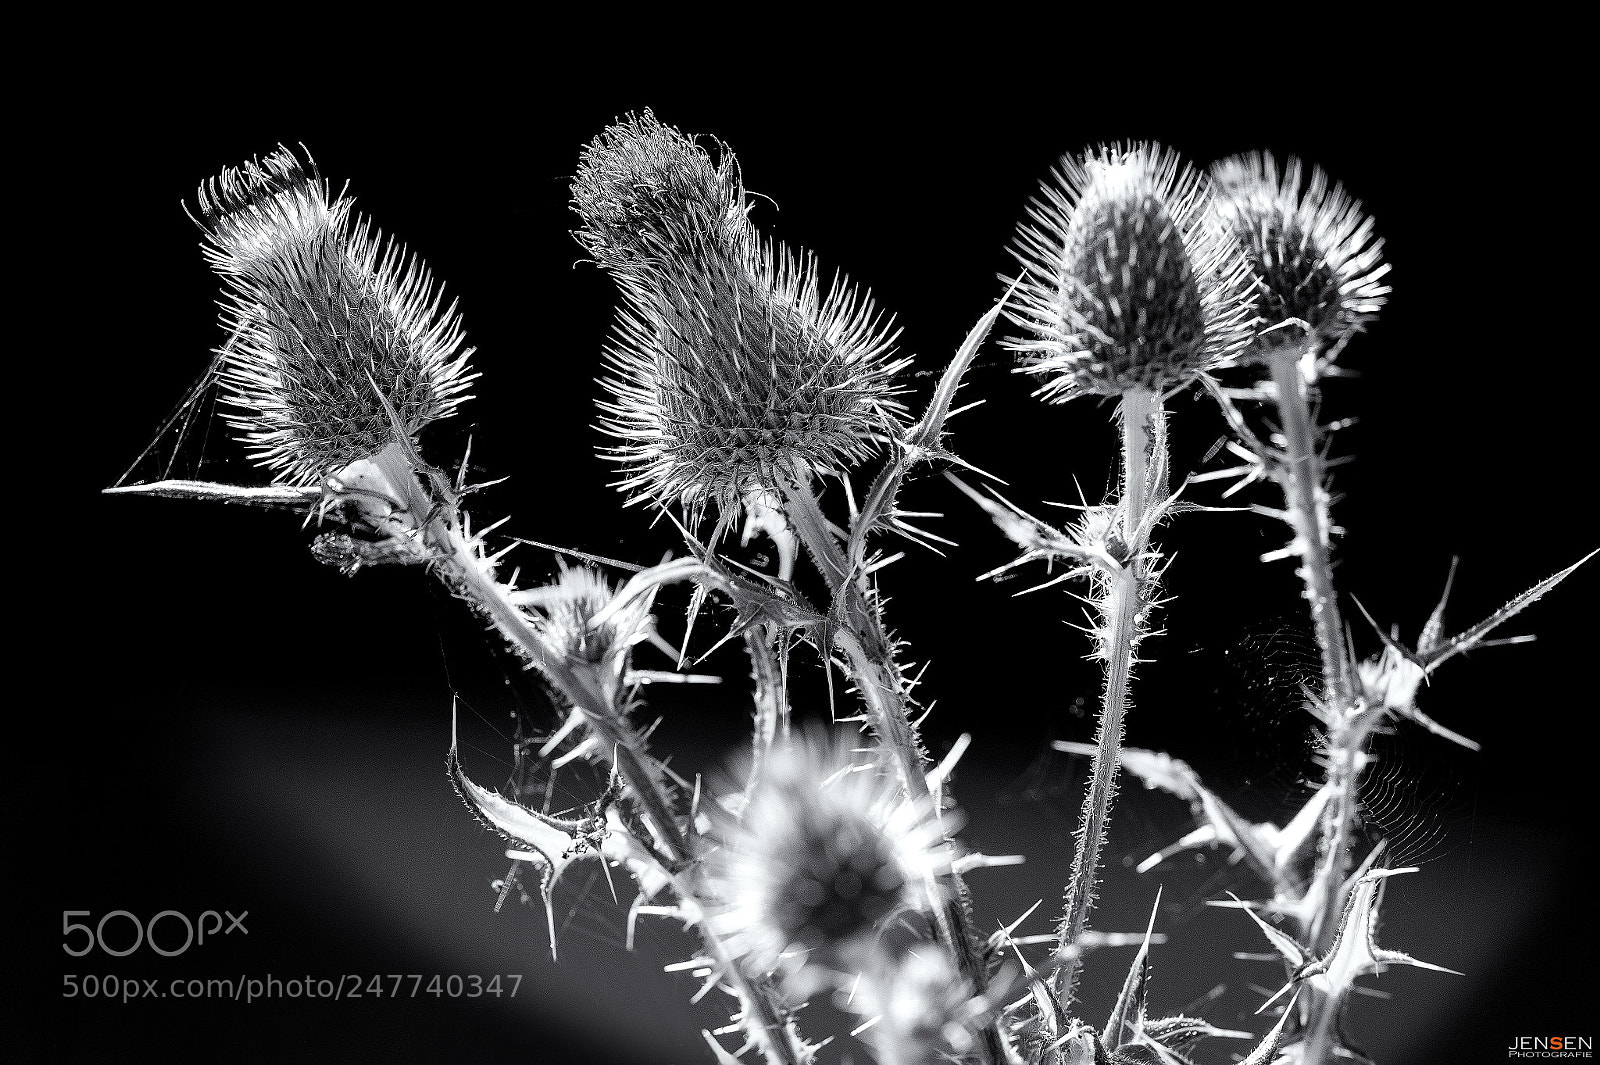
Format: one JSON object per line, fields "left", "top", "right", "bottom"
{"left": 784, "top": 477, "right": 1011, "bottom": 1065}
{"left": 1266, "top": 344, "right": 1363, "bottom": 1065}
{"left": 743, "top": 621, "right": 790, "bottom": 797}
{"left": 1268, "top": 345, "right": 1353, "bottom": 710}
{"left": 1266, "top": 347, "right": 1357, "bottom": 943}
{"left": 1054, "top": 387, "right": 1160, "bottom": 1007}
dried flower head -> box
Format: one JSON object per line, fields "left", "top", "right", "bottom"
{"left": 597, "top": 229, "right": 908, "bottom": 526}
{"left": 570, "top": 109, "right": 748, "bottom": 270}
{"left": 196, "top": 147, "right": 476, "bottom": 486}
{"left": 705, "top": 733, "right": 952, "bottom": 981}
{"left": 1209, "top": 152, "right": 1390, "bottom": 356}
{"left": 1007, "top": 143, "right": 1256, "bottom": 400}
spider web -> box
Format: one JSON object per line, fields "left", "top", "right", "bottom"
{"left": 1358, "top": 727, "right": 1469, "bottom": 869}
{"left": 112, "top": 341, "right": 260, "bottom": 490}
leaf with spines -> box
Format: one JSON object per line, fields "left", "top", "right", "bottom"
{"left": 1240, "top": 868, "right": 1461, "bottom": 1019}
{"left": 1351, "top": 550, "right": 1595, "bottom": 749}
{"left": 448, "top": 704, "right": 612, "bottom": 958}
{"left": 1056, "top": 741, "right": 1330, "bottom": 915}
{"left": 1102, "top": 892, "right": 1160, "bottom": 1053}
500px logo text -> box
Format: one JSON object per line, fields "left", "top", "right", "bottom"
{"left": 63, "top": 910, "right": 248, "bottom": 957}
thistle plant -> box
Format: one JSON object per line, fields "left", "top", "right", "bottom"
{"left": 573, "top": 111, "right": 1017, "bottom": 1063}
{"left": 1203, "top": 155, "right": 1393, "bottom": 974}
{"left": 962, "top": 143, "right": 1589, "bottom": 1063}
{"left": 107, "top": 121, "right": 1590, "bottom": 1065}
{"left": 114, "top": 143, "right": 815, "bottom": 1064}
{"left": 993, "top": 143, "right": 1256, "bottom": 1017}
{"left": 1183, "top": 151, "right": 1593, "bottom": 1062}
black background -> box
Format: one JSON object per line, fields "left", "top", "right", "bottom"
{"left": 16, "top": 33, "right": 1595, "bottom": 1065}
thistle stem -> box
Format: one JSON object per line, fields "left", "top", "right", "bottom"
{"left": 1265, "top": 344, "right": 1363, "bottom": 1065}
{"left": 435, "top": 526, "right": 689, "bottom": 858}
{"left": 1267, "top": 345, "right": 1352, "bottom": 710}
{"left": 1265, "top": 345, "right": 1365, "bottom": 948}
{"left": 380, "top": 467, "right": 805, "bottom": 1065}
{"left": 1122, "top": 391, "right": 1150, "bottom": 539}
{"left": 743, "top": 621, "right": 790, "bottom": 796}
{"left": 1055, "top": 387, "right": 1160, "bottom": 1007}
{"left": 783, "top": 477, "right": 1011, "bottom": 1065}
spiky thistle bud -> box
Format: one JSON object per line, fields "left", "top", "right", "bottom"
{"left": 570, "top": 109, "right": 749, "bottom": 270}
{"left": 195, "top": 147, "right": 476, "bottom": 486}
{"left": 1007, "top": 143, "right": 1256, "bottom": 401}
{"left": 517, "top": 564, "right": 655, "bottom": 684}
{"left": 575, "top": 115, "right": 908, "bottom": 527}
{"left": 1209, "top": 152, "right": 1390, "bottom": 356}
{"left": 705, "top": 733, "right": 952, "bottom": 983}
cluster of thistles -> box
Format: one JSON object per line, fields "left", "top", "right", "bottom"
{"left": 113, "top": 111, "right": 1591, "bottom": 1065}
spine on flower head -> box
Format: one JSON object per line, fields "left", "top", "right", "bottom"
{"left": 195, "top": 146, "right": 476, "bottom": 486}
{"left": 1208, "top": 152, "right": 1389, "bottom": 357}
{"left": 574, "top": 114, "right": 909, "bottom": 528}
{"left": 1006, "top": 143, "right": 1257, "bottom": 401}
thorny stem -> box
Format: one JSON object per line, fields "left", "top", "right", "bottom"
{"left": 436, "top": 533, "right": 690, "bottom": 859}
{"left": 1268, "top": 345, "right": 1353, "bottom": 710}
{"left": 1054, "top": 387, "right": 1160, "bottom": 1008}
{"left": 365, "top": 450, "right": 806, "bottom": 1065}
{"left": 1299, "top": 726, "right": 1376, "bottom": 1065}
{"left": 1122, "top": 391, "right": 1150, "bottom": 541}
{"left": 1266, "top": 343, "right": 1362, "bottom": 1065}
{"left": 1299, "top": 992, "right": 1343, "bottom": 1065}
{"left": 783, "top": 476, "right": 1011, "bottom": 1065}
{"left": 1265, "top": 350, "right": 1355, "bottom": 932}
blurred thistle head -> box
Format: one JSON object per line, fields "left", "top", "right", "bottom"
{"left": 1006, "top": 143, "right": 1257, "bottom": 401}
{"left": 1209, "top": 152, "right": 1390, "bottom": 357}
{"left": 706, "top": 732, "right": 952, "bottom": 982}
{"left": 856, "top": 948, "right": 979, "bottom": 1065}
{"left": 596, "top": 222, "right": 908, "bottom": 530}
{"left": 570, "top": 109, "right": 749, "bottom": 270}
{"left": 195, "top": 146, "right": 476, "bottom": 486}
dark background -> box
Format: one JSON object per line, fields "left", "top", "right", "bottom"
{"left": 16, "top": 37, "right": 1594, "bottom": 1065}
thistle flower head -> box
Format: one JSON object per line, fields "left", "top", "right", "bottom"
{"left": 597, "top": 232, "right": 908, "bottom": 526}
{"left": 195, "top": 147, "right": 476, "bottom": 486}
{"left": 706, "top": 733, "right": 952, "bottom": 981}
{"left": 1007, "top": 143, "right": 1256, "bottom": 401}
{"left": 1209, "top": 152, "right": 1389, "bottom": 356}
{"left": 570, "top": 109, "right": 748, "bottom": 270}
{"left": 856, "top": 949, "right": 979, "bottom": 1065}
